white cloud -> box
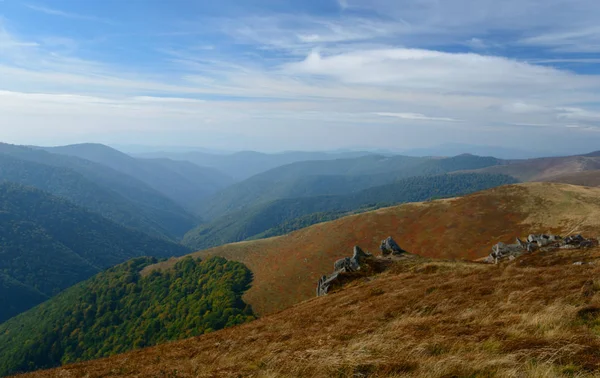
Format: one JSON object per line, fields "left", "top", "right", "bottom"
{"left": 375, "top": 112, "right": 460, "bottom": 122}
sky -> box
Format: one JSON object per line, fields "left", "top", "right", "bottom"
{"left": 1, "top": 0, "right": 600, "bottom": 152}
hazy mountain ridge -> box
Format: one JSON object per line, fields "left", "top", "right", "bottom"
{"left": 0, "top": 143, "right": 197, "bottom": 239}
{"left": 135, "top": 150, "right": 376, "bottom": 180}
{"left": 197, "top": 154, "right": 504, "bottom": 220}
{"left": 44, "top": 144, "right": 234, "bottom": 210}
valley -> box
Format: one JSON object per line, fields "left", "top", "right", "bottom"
{"left": 3, "top": 143, "right": 600, "bottom": 376}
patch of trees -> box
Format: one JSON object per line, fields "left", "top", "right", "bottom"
{"left": 0, "top": 256, "right": 254, "bottom": 376}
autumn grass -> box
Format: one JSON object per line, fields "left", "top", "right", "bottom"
{"left": 22, "top": 246, "right": 600, "bottom": 378}
{"left": 143, "top": 183, "right": 600, "bottom": 316}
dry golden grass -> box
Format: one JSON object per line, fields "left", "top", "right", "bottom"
{"left": 144, "top": 183, "right": 600, "bottom": 316}
{"left": 22, "top": 247, "right": 600, "bottom": 378}
{"left": 543, "top": 170, "right": 600, "bottom": 188}
{"left": 472, "top": 156, "right": 600, "bottom": 181}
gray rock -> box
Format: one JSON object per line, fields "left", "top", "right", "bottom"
{"left": 380, "top": 237, "right": 406, "bottom": 256}
{"left": 317, "top": 245, "right": 374, "bottom": 297}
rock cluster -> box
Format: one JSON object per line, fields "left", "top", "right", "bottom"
{"left": 317, "top": 237, "right": 408, "bottom": 297}
{"left": 317, "top": 246, "right": 373, "bottom": 297}
{"left": 484, "top": 233, "right": 598, "bottom": 264}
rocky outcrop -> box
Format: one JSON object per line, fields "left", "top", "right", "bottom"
{"left": 380, "top": 236, "right": 406, "bottom": 256}
{"left": 317, "top": 239, "right": 411, "bottom": 297}
{"left": 484, "top": 234, "right": 598, "bottom": 264}
{"left": 317, "top": 246, "right": 373, "bottom": 297}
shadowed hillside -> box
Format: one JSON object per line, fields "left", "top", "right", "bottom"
{"left": 148, "top": 182, "right": 600, "bottom": 316}
{"left": 23, "top": 245, "right": 600, "bottom": 377}
{"left": 0, "top": 183, "right": 190, "bottom": 323}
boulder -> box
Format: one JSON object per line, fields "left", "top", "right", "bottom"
{"left": 380, "top": 237, "right": 406, "bottom": 256}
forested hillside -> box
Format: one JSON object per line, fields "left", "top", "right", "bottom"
{"left": 0, "top": 143, "right": 197, "bottom": 239}
{"left": 0, "top": 256, "right": 254, "bottom": 376}
{"left": 0, "top": 183, "right": 190, "bottom": 323}
{"left": 45, "top": 144, "right": 234, "bottom": 208}
{"left": 183, "top": 173, "right": 517, "bottom": 250}
{"left": 197, "top": 154, "right": 504, "bottom": 219}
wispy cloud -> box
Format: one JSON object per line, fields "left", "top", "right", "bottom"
{"left": 25, "top": 4, "right": 112, "bottom": 23}
{"left": 375, "top": 112, "right": 461, "bottom": 122}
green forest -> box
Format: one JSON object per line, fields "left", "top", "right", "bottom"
{"left": 0, "top": 256, "right": 254, "bottom": 376}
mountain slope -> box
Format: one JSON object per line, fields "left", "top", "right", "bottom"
{"left": 472, "top": 154, "right": 600, "bottom": 181}
{"left": 0, "top": 256, "right": 254, "bottom": 376}
{"left": 24, "top": 245, "right": 600, "bottom": 377}
{"left": 543, "top": 170, "right": 600, "bottom": 187}
{"left": 151, "top": 182, "right": 600, "bottom": 316}
{"left": 0, "top": 143, "right": 197, "bottom": 239}
{"left": 44, "top": 144, "right": 234, "bottom": 208}
{"left": 183, "top": 173, "right": 517, "bottom": 251}
{"left": 198, "top": 154, "right": 504, "bottom": 219}
{"left": 0, "top": 183, "right": 190, "bottom": 323}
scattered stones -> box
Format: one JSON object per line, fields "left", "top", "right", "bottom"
{"left": 380, "top": 237, "right": 406, "bottom": 256}
{"left": 484, "top": 233, "right": 599, "bottom": 264}
{"left": 317, "top": 238, "right": 410, "bottom": 296}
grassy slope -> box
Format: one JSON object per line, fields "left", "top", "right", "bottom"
{"left": 25, "top": 246, "right": 600, "bottom": 377}
{"left": 543, "top": 170, "right": 600, "bottom": 187}
{"left": 147, "top": 183, "right": 600, "bottom": 316}
{"left": 472, "top": 155, "right": 600, "bottom": 181}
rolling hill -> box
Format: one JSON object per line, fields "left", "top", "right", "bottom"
{"left": 198, "top": 154, "right": 504, "bottom": 219}
{"left": 0, "top": 183, "right": 190, "bottom": 323}
{"left": 542, "top": 170, "right": 600, "bottom": 187}
{"left": 151, "top": 182, "right": 600, "bottom": 316}
{"left": 21, "top": 240, "right": 600, "bottom": 377}
{"left": 44, "top": 144, "right": 234, "bottom": 209}
{"left": 183, "top": 173, "right": 517, "bottom": 251}
{"left": 0, "top": 256, "right": 254, "bottom": 377}
{"left": 472, "top": 154, "right": 600, "bottom": 181}
{"left": 0, "top": 143, "right": 197, "bottom": 239}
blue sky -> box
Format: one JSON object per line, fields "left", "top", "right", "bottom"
{"left": 1, "top": 0, "right": 600, "bottom": 152}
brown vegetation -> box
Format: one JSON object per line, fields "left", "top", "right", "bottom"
{"left": 472, "top": 155, "right": 600, "bottom": 181}
{"left": 144, "top": 183, "right": 600, "bottom": 315}
{"left": 22, "top": 247, "right": 600, "bottom": 377}
{"left": 543, "top": 170, "right": 600, "bottom": 188}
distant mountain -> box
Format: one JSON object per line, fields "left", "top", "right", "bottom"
{"left": 0, "top": 183, "right": 190, "bottom": 323}
{"left": 197, "top": 154, "right": 505, "bottom": 220}
{"left": 135, "top": 150, "right": 375, "bottom": 180}
{"left": 0, "top": 143, "right": 197, "bottom": 239}
{"left": 0, "top": 256, "right": 254, "bottom": 376}
{"left": 399, "top": 143, "right": 555, "bottom": 159}
{"left": 43, "top": 144, "right": 234, "bottom": 209}
{"left": 183, "top": 173, "right": 517, "bottom": 251}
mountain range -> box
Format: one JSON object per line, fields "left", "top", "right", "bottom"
{"left": 5, "top": 143, "right": 600, "bottom": 376}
